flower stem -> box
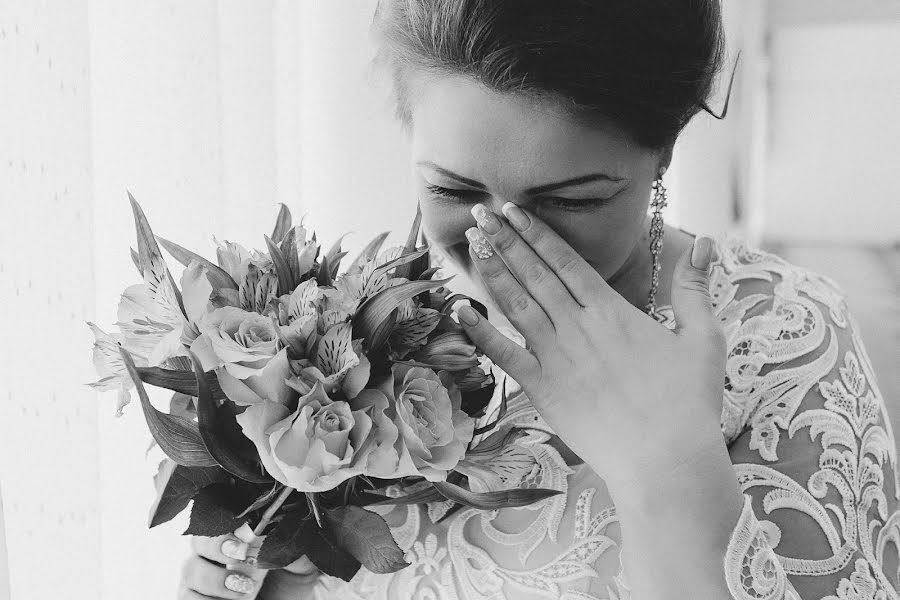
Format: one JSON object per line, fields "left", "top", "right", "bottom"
{"left": 306, "top": 492, "right": 323, "bottom": 527}
{"left": 253, "top": 485, "right": 294, "bottom": 537}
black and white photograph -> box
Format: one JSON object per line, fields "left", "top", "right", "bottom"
{"left": 1, "top": 1, "right": 899, "bottom": 598}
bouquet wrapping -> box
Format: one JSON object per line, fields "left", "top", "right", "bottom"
{"left": 87, "top": 192, "right": 561, "bottom": 581}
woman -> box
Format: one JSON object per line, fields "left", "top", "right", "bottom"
{"left": 178, "top": 1, "right": 900, "bottom": 598}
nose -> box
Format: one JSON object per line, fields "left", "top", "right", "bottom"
{"left": 477, "top": 195, "right": 513, "bottom": 218}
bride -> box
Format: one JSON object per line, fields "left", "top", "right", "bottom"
{"left": 177, "top": 1, "right": 900, "bottom": 598}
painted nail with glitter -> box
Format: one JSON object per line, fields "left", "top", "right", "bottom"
{"left": 471, "top": 203, "right": 502, "bottom": 234}
{"left": 466, "top": 226, "right": 494, "bottom": 259}
{"left": 221, "top": 538, "right": 247, "bottom": 561}
{"left": 224, "top": 573, "right": 256, "bottom": 594}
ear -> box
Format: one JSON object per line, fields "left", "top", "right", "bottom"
{"left": 657, "top": 144, "right": 674, "bottom": 175}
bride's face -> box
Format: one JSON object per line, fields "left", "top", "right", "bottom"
{"left": 408, "top": 75, "right": 667, "bottom": 293}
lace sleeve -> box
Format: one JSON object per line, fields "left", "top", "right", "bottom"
{"left": 723, "top": 289, "right": 900, "bottom": 599}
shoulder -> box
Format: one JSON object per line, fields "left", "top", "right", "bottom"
{"left": 705, "top": 234, "right": 861, "bottom": 446}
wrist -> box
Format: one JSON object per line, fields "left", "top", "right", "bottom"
{"left": 602, "top": 422, "right": 731, "bottom": 503}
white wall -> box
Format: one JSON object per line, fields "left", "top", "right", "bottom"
{"left": 763, "top": 21, "right": 900, "bottom": 244}
{"left": 0, "top": 2, "right": 101, "bottom": 599}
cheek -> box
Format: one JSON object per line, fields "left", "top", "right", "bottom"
{"left": 532, "top": 199, "right": 647, "bottom": 279}
{"left": 420, "top": 200, "right": 475, "bottom": 270}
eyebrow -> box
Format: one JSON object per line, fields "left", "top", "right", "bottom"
{"left": 416, "top": 161, "right": 624, "bottom": 195}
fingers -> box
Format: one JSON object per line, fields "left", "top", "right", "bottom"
{"left": 465, "top": 230, "right": 556, "bottom": 346}
{"left": 180, "top": 553, "right": 263, "bottom": 598}
{"left": 481, "top": 202, "right": 607, "bottom": 307}
{"left": 470, "top": 204, "right": 578, "bottom": 314}
{"left": 191, "top": 533, "right": 250, "bottom": 565}
{"left": 176, "top": 584, "right": 225, "bottom": 599}
{"left": 456, "top": 303, "right": 540, "bottom": 386}
{"left": 670, "top": 236, "right": 724, "bottom": 347}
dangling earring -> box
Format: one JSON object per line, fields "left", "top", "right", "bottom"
{"left": 645, "top": 167, "right": 668, "bottom": 322}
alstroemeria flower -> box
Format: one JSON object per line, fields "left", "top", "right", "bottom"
{"left": 454, "top": 429, "right": 542, "bottom": 493}
{"left": 285, "top": 322, "right": 370, "bottom": 399}
{"left": 86, "top": 322, "right": 149, "bottom": 417}
{"left": 410, "top": 330, "right": 481, "bottom": 371}
{"left": 189, "top": 306, "right": 294, "bottom": 406}
{"left": 385, "top": 364, "right": 475, "bottom": 481}
{"left": 115, "top": 260, "right": 213, "bottom": 368}
{"left": 213, "top": 237, "right": 273, "bottom": 286}
{"left": 236, "top": 382, "right": 373, "bottom": 492}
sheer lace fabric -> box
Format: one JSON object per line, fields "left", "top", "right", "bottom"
{"left": 308, "top": 236, "right": 900, "bottom": 600}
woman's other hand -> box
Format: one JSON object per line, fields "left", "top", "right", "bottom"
{"left": 178, "top": 534, "right": 265, "bottom": 599}
{"left": 178, "top": 533, "right": 320, "bottom": 600}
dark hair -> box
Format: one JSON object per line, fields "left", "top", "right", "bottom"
{"left": 372, "top": 0, "right": 734, "bottom": 149}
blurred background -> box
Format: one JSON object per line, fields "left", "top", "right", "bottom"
{"left": 0, "top": 1, "right": 898, "bottom": 598}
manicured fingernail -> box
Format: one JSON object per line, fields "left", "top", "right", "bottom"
{"left": 221, "top": 538, "right": 247, "bottom": 560}
{"left": 471, "top": 204, "right": 502, "bottom": 234}
{"left": 466, "top": 226, "right": 494, "bottom": 259}
{"left": 691, "top": 236, "right": 713, "bottom": 270}
{"left": 458, "top": 305, "right": 480, "bottom": 326}
{"left": 501, "top": 202, "right": 531, "bottom": 232}
{"left": 224, "top": 573, "right": 256, "bottom": 594}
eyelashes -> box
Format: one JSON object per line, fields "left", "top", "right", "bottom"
{"left": 424, "top": 184, "right": 609, "bottom": 211}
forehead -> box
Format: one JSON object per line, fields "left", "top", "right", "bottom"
{"left": 407, "top": 75, "right": 650, "bottom": 184}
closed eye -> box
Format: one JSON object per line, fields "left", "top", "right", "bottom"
{"left": 425, "top": 184, "right": 610, "bottom": 211}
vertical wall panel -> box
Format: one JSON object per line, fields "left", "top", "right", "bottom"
{"left": 88, "top": 1, "right": 225, "bottom": 598}
{"left": 763, "top": 23, "right": 900, "bottom": 243}
{"left": 0, "top": 1, "right": 101, "bottom": 599}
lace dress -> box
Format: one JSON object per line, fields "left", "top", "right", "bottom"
{"left": 307, "top": 235, "right": 900, "bottom": 599}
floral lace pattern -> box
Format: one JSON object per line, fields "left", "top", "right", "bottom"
{"left": 308, "top": 235, "right": 900, "bottom": 600}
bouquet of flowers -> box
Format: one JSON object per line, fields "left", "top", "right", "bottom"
{"left": 86, "top": 192, "right": 560, "bottom": 581}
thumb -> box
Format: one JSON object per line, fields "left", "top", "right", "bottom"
{"left": 670, "top": 235, "right": 719, "bottom": 337}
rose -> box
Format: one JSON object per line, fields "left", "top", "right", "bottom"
{"left": 347, "top": 388, "right": 419, "bottom": 480}
{"left": 386, "top": 364, "right": 475, "bottom": 481}
{"left": 189, "top": 306, "right": 294, "bottom": 406}
{"left": 236, "top": 381, "right": 373, "bottom": 492}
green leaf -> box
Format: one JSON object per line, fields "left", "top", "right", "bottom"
{"left": 353, "top": 277, "right": 453, "bottom": 351}
{"left": 190, "top": 351, "right": 272, "bottom": 484}
{"left": 323, "top": 506, "right": 408, "bottom": 575}
{"left": 183, "top": 482, "right": 255, "bottom": 537}
{"left": 395, "top": 205, "right": 427, "bottom": 280}
{"left": 135, "top": 366, "right": 227, "bottom": 401}
{"left": 417, "top": 266, "right": 441, "bottom": 281}
{"left": 369, "top": 248, "right": 429, "bottom": 284}
{"left": 119, "top": 348, "right": 218, "bottom": 468}
{"left": 129, "top": 247, "right": 141, "bottom": 276}
{"left": 279, "top": 227, "right": 301, "bottom": 284}
{"left": 127, "top": 190, "right": 187, "bottom": 318}
{"left": 149, "top": 460, "right": 228, "bottom": 528}
{"left": 324, "top": 233, "right": 350, "bottom": 277}
{"left": 156, "top": 235, "right": 238, "bottom": 290}
{"left": 304, "top": 522, "right": 362, "bottom": 581}
{"left": 264, "top": 234, "right": 294, "bottom": 296}
{"left": 257, "top": 512, "right": 361, "bottom": 581}
{"left": 358, "top": 486, "right": 444, "bottom": 506}
{"left": 432, "top": 480, "right": 563, "bottom": 510}
{"left": 317, "top": 254, "right": 333, "bottom": 286}
{"left": 255, "top": 511, "right": 312, "bottom": 569}
{"left": 235, "top": 483, "right": 287, "bottom": 520}
{"left": 346, "top": 231, "right": 390, "bottom": 273}
{"left": 271, "top": 203, "right": 292, "bottom": 245}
